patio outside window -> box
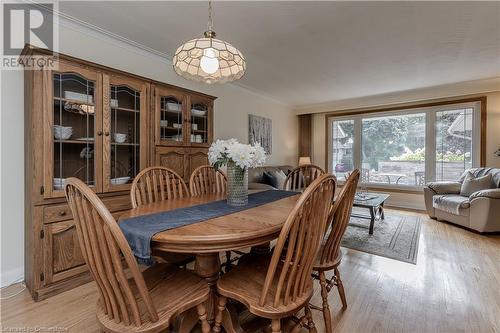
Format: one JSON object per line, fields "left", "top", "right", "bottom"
{"left": 328, "top": 101, "right": 482, "bottom": 189}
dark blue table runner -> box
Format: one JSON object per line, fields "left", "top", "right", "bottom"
{"left": 119, "top": 190, "right": 298, "bottom": 265}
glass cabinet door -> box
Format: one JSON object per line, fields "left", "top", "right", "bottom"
{"left": 47, "top": 62, "right": 102, "bottom": 197}
{"left": 103, "top": 75, "right": 147, "bottom": 192}
{"left": 189, "top": 96, "right": 213, "bottom": 147}
{"left": 156, "top": 87, "right": 186, "bottom": 145}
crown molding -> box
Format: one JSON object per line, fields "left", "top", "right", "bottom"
{"left": 24, "top": 1, "right": 172, "bottom": 61}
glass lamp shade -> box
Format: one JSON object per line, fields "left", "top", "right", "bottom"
{"left": 173, "top": 36, "right": 246, "bottom": 84}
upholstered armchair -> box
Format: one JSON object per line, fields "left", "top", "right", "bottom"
{"left": 423, "top": 168, "right": 500, "bottom": 232}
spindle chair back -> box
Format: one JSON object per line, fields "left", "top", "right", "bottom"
{"left": 312, "top": 169, "right": 360, "bottom": 333}
{"left": 189, "top": 165, "right": 227, "bottom": 197}
{"left": 319, "top": 169, "right": 360, "bottom": 266}
{"left": 131, "top": 166, "right": 188, "bottom": 208}
{"left": 260, "top": 173, "right": 335, "bottom": 308}
{"left": 65, "top": 177, "right": 160, "bottom": 327}
{"left": 284, "top": 164, "right": 326, "bottom": 191}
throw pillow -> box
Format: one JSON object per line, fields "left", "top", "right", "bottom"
{"left": 460, "top": 172, "right": 493, "bottom": 197}
{"left": 273, "top": 170, "right": 287, "bottom": 190}
{"left": 262, "top": 171, "right": 278, "bottom": 188}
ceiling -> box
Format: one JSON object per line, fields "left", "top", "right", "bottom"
{"left": 59, "top": 1, "right": 500, "bottom": 108}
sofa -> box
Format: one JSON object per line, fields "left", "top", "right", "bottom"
{"left": 249, "top": 165, "right": 294, "bottom": 190}
{"left": 424, "top": 167, "right": 500, "bottom": 232}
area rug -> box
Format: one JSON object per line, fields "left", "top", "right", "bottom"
{"left": 341, "top": 210, "right": 422, "bottom": 264}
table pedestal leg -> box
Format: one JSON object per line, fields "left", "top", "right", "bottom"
{"left": 195, "top": 253, "right": 221, "bottom": 322}
{"left": 177, "top": 253, "right": 244, "bottom": 333}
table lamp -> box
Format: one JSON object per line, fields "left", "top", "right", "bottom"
{"left": 299, "top": 156, "right": 312, "bottom": 166}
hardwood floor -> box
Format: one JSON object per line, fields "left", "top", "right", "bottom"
{"left": 2, "top": 209, "right": 499, "bottom": 332}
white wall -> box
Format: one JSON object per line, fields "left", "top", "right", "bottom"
{"left": 310, "top": 88, "right": 500, "bottom": 211}
{"left": 0, "top": 19, "right": 297, "bottom": 286}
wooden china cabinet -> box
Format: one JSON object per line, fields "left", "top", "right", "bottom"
{"left": 22, "top": 45, "right": 215, "bottom": 300}
{"left": 153, "top": 83, "right": 214, "bottom": 181}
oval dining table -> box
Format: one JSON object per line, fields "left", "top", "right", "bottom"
{"left": 118, "top": 191, "right": 301, "bottom": 333}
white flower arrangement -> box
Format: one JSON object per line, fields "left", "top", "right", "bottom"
{"left": 208, "top": 139, "right": 267, "bottom": 170}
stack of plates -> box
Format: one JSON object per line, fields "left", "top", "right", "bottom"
{"left": 64, "top": 91, "right": 93, "bottom": 104}
{"left": 53, "top": 125, "right": 73, "bottom": 140}
{"left": 170, "top": 135, "right": 182, "bottom": 141}
{"left": 191, "top": 109, "right": 207, "bottom": 116}
{"left": 53, "top": 178, "right": 65, "bottom": 190}
{"left": 166, "top": 102, "right": 181, "bottom": 111}
{"left": 111, "top": 177, "right": 131, "bottom": 185}
{"left": 113, "top": 133, "right": 127, "bottom": 143}
{"left": 190, "top": 134, "right": 203, "bottom": 143}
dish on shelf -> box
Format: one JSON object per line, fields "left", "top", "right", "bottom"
{"left": 53, "top": 178, "right": 66, "bottom": 190}
{"left": 165, "top": 135, "right": 182, "bottom": 141}
{"left": 173, "top": 123, "right": 182, "bottom": 129}
{"left": 80, "top": 147, "right": 94, "bottom": 159}
{"left": 160, "top": 120, "right": 169, "bottom": 127}
{"left": 191, "top": 109, "right": 207, "bottom": 116}
{"left": 111, "top": 176, "right": 131, "bottom": 185}
{"left": 192, "top": 123, "right": 198, "bottom": 130}
{"left": 64, "top": 102, "right": 94, "bottom": 115}
{"left": 190, "top": 134, "right": 204, "bottom": 143}
{"left": 110, "top": 99, "right": 118, "bottom": 108}
{"left": 166, "top": 102, "right": 181, "bottom": 111}
{"left": 75, "top": 137, "right": 95, "bottom": 141}
{"left": 53, "top": 125, "right": 73, "bottom": 140}
{"left": 113, "top": 133, "right": 127, "bottom": 143}
{"left": 63, "top": 91, "right": 93, "bottom": 104}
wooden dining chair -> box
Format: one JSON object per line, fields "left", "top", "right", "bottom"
{"left": 64, "top": 178, "right": 211, "bottom": 333}
{"left": 131, "top": 166, "right": 189, "bottom": 208}
{"left": 189, "top": 165, "right": 227, "bottom": 197}
{"left": 130, "top": 166, "right": 193, "bottom": 266}
{"left": 284, "top": 164, "right": 326, "bottom": 191}
{"left": 213, "top": 174, "right": 336, "bottom": 333}
{"left": 311, "top": 169, "right": 360, "bottom": 333}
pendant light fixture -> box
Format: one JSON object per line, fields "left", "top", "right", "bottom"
{"left": 172, "top": 1, "right": 246, "bottom": 84}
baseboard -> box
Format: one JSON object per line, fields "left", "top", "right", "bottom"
{"left": 385, "top": 199, "right": 426, "bottom": 212}
{"left": 385, "top": 204, "right": 426, "bottom": 214}
{"left": 0, "top": 266, "right": 24, "bottom": 288}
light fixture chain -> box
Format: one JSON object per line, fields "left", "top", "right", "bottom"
{"left": 207, "top": 0, "right": 214, "bottom": 32}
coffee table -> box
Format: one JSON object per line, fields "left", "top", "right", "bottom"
{"left": 351, "top": 192, "right": 390, "bottom": 234}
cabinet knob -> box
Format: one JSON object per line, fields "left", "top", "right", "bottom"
{"left": 97, "top": 131, "right": 103, "bottom": 136}
{"left": 58, "top": 211, "right": 66, "bottom": 216}
{"left": 104, "top": 131, "right": 110, "bottom": 136}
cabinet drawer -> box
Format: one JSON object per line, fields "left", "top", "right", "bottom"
{"left": 43, "top": 204, "right": 72, "bottom": 223}
{"left": 43, "top": 195, "right": 132, "bottom": 224}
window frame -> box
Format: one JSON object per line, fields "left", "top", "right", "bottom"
{"left": 326, "top": 97, "right": 486, "bottom": 192}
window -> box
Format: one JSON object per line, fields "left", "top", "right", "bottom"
{"left": 435, "top": 108, "right": 473, "bottom": 181}
{"left": 361, "top": 113, "right": 426, "bottom": 186}
{"left": 327, "top": 100, "right": 483, "bottom": 188}
{"left": 331, "top": 119, "right": 354, "bottom": 179}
